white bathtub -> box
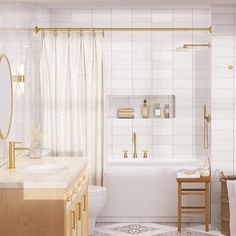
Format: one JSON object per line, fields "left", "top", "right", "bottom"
{"left": 98, "top": 158, "right": 205, "bottom": 223}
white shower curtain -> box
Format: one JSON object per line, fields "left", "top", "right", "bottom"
{"left": 40, "top": 31, "right": 105, "bottom": 185}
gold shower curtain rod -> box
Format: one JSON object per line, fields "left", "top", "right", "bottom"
{"left": 34, "top": 26, "right": 212, "bottom": 33}
{"left": 0, "top": 26, "right": 212, "bottom": 33}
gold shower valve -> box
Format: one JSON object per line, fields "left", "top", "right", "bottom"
{"left": 228, "top": 64, "right": 234, "bottom": 70}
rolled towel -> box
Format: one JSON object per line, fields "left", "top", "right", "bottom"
{"left": 177, "top": 169, "right": 200, "bottom": 179}
{"left": 117, "top": 108, "right": 134, "bottom": 119}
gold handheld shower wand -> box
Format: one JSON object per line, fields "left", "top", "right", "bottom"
{"left": 204, "top": 105, "right": 211, "bottom": 150}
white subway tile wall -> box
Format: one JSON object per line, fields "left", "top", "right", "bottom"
{"left": 211, "top": 5, "right": 236, "bottom": 226}
{"left": 211, "top": 5, "right": 235, "bottom": 164}
{"left": 49, "top": 8, "right": 211, "bottom": 160}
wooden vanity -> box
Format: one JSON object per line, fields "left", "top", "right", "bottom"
{"left": 0, "top": 157, "right": 88, "bottom": 236}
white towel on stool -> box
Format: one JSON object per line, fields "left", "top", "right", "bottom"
{"left": 227, "top": 180, "right": 236, "bottom": 236}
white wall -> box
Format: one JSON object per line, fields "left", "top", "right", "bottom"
{"left": 211, "top": 5, "right": 235, "bottom": 173}
{"left": 211, "top": 4, "right": 236, "bottom": 226}
{"left": 50, "top": 8, "right": 211, "bottom": 160}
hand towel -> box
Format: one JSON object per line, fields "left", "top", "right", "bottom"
{"left": 227, "top": 180, "right": 236, "bottom": 236}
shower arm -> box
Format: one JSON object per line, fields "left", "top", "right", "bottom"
{"left": 183, "top": 42, "right": 211, "bottom": 48}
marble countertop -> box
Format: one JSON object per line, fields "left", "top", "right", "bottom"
{"left": 0, "top": 156, "right": 87, "bottom": 189}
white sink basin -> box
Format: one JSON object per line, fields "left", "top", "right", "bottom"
{"left": 22, "top": 164, "right": 68, "bottom": 173}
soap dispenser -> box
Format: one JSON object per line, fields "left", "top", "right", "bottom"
{"left": 141, "top": 99, "right": 149, "bottom": 118}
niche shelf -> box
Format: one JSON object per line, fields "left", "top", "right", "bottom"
{"left": 107, "top": 95, "right": 175, "bottom": 119}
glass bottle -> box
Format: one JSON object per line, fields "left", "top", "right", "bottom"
{"left": 164, "top": 104, "right": 170, "bottom": 118}
{"left": 141, "top": 99, "right": 149, "bottom": 118}
{"left": 154, "top": 103, "right": 161, "bottom": 118}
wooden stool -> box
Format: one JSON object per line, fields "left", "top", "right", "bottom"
{"left": 176, "top": 176, "right": 210, "bottom": 232}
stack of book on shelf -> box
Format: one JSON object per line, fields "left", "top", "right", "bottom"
{"left": 117, "top": 108, "right": 134, "bottom": 119}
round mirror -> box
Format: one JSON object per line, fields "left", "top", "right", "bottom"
{"left": 0, "top": 54, "right": 13, "bottom": 140}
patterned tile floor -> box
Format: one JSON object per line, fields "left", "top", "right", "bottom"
{"left": 94, "top": 223, "right": 224, "bottom": 236}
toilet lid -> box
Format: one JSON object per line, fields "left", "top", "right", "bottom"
{"left": 88, "top": 185, "right": 107, "bottom": 196}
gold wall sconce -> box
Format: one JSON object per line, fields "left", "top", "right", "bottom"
{"left": 13, "top": 74, "right": 25, "bottom": 93}
{"left": 12, "top": 64, "right": 25, "bottom": 93}
{"left": 13, "top": 75, "right": 25, "bottom": 82}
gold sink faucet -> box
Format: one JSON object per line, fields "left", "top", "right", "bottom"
{"left": 8, "top": 141, "right": 32, "bottom": 169}
{"left": 132, "top": 132, "right": 138, "bottom": 158}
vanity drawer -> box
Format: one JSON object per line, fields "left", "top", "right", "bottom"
{"left": 66, "top": 168, "right": 87, "bottom": 192}
{"left": 65, "top": 168, "right": 88, "bottom": 209}
{"left": 66, "top": 188, "right": 88, "bottom": 236}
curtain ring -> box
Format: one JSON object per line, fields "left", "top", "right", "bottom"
{"left": 54, "top": 29, "right": 57, "bottom": 37}
{"left": 92, "top": 28, "right": 95, "bottom": 37}
{"left": 80, "top": 28, "right": 83, "bottom": 37}
{"left": 67, "top": 28, "right": 70, "bottom": 38}
{"left": 41, "top": 30, "right": 45, "bottom": 39}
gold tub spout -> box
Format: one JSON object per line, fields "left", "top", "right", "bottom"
{"left": 8, "top": 141, "right": 32, "bottom": 169}
{"left": 132, "top": 132, "right": 138, "bottom": 158}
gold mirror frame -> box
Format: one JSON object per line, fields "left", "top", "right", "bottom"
{"left": 0, "top": 54, "right": 13, "bottom": 140}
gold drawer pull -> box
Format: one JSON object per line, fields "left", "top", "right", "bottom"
{"left": 83, "top": 175, "right": 86, "bottom": 181}
{"left": 83, "top": 194, "right": 87, "bottom": 211}
{"left": 66, "top": 197, "right": 72, "bottom": 202}
{"left": 228, "top": 64, "right": 234, "bottom": 70}
{"left": 77, "top": 202, "right": 81, "bottom": 221}
{"left": 72, "top": 210, "right": 76, "bottom": 230}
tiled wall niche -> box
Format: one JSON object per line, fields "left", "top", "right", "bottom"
{"left": 49, "top": 8, "right": 211, "bottom": 160}
{"left": 108, "top": 95, "right": 175, "bottom": 119}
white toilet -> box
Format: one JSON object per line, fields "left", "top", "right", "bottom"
{"left": 88, "top": 185, "right": 107, "bottom": 235}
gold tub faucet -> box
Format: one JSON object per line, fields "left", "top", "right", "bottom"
{"left": 8, "top": 141, "right": 32, "bottom": 169}
{"left": 132, "top": 132, "right": 138, "bottom": 158}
